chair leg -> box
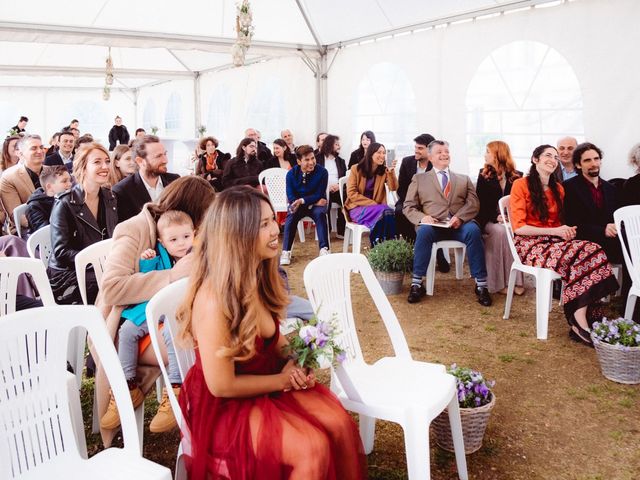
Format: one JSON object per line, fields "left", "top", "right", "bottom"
{"left": 156, "top": 376, "right": 164, "bottom": 403}
{"left": 426, "top": 248, "right": 438, "bottom": 296}
{"left": 402, "top": 418, "right": 431, "bottom": 480}
{"left": 625, "top": 294, "right": 638, "bottom": 320}
{"left": 447, "top": 395, "right": 469, "bottom": 480}
{"left": 358, "top": 414, "right": 376, "bottom": 454}
{"left": 175, "top": 444, "right": 188, "bottom": 480}
{"left": 135, "top": 402, "right": 145, "bottom": 452}
{"left": 503, "top": 268, "right": 517, "bottom": 320}
{"left": 353, "top": 232, "right": 362, "bottom": 254}
{"left": 67, "top": 372, "right": 88, "bottom": 458}
{"left": 343, "top": 229, "right": 351, "bottom": 253}
{"left": 454, "top": 247, "right": 465, "bottom": 280}
{"left": 536, "top": 272, "right": 554, "bottom": 340}
{"left": 297, "top": 222, "right": 305, "bottom": 243}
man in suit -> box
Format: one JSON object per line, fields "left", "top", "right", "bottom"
{"left": 0, "top": 134, "right": 44, "bottom": 233}
{"left": 403, "top": 140, "right": 491, "bottom": 306}
{"left": 44, "top": 130, "right": 75, "bottom": 172}
{"left": 112, "top": 135, "right": 179, "bottom": 222}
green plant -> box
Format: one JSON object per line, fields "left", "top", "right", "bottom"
{"left": 366, "top": 238, "right": 413, "bottom": 273}
{"left": 197, "top": 125, "right": 207, "bottom": 136}
{"left": 150, "top": 125, "right": 159, "bottom": 135}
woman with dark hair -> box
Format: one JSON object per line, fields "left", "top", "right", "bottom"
{"left": 345, "top": 142, "right": 398, "bottom": 245}
{"left": 476, "top": 140, "right": 524, "bottom": 295}
{"left": 348, "top": 130, "right": 376, "bottom": 169}
{"left": 222, "top": 137, "right": 263, "bottom": 188}
{"left": 195, "top": 136, "right": 230, "bottom": 191}
{"left": 1, "top": 134, "right": 20, "bottom": 172}
{"left": 317, "top": 134, "right": 347, "bottom": 238}
{"left": 95, "top": 175, "right": 216, "bottom": 446}
{"left": 176, "top": 186, "right": 366, "bottom": 479}
{"left": 510, "top": 145, "right": 618, "bottom": 346}
{"left": 264, "top": 138, "right": 295, "bottom": 170}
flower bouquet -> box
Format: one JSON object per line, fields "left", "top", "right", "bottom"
{"left": 591, "top": 317, "right": 640, "bottom": 384}
{"left": 432, "top": 364, "right": 496, "bottom": 454}
{"left": 285, "top": 314, "right": 346, "bottom": 370}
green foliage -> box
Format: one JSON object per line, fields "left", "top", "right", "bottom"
{"left": 366, "top": 238, "right": 414, "bottom": 273}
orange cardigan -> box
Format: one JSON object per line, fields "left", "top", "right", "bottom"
{"left": 510, "top": 177, "right": 564, "bottom": 230}
{"left": 344, "top": 165, "right": 397, "bottom": 211}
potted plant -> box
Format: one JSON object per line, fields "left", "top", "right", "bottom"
{"left": 591, "top": 317, "right": 640, "bottom": 384}
{"left": 366, "top": 238, "right": 413, "bottom": 295}
{"left": 197, "top": 125, "right": 207, "bottom": 137}
{"left": 432, "top": 364, "right": 496, "bottom": 454}
{"left": 150, "top": 125, "right": 159, "bottom": 135}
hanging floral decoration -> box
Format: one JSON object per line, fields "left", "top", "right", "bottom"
{"left": 103, "top": 47, "right": 113, "bottom": 101}
{"left": 232, "top": 0, "right": 254, "bottom": 67}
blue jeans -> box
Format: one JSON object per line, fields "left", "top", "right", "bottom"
{"left": 283, "top": 204, "right": 329, "bottom": 251}
{"left": 413, "top": 221, "right": 488, "bottom": 280}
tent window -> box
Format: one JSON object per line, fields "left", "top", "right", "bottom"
{"left": 246, "top": 77, "right": 285, "bottom": 144}
{"left": 143, "top": 99, "right": 156, "bottom": 132}
{"left": 165, "top": 92, "right": 182, "bottom": 133}
{"left": 206, "top": 86, "right": 232, "bottom": 151}
{"left": 466, "top": 40, "right": 584, "bottom": 174}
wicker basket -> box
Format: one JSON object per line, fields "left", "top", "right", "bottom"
{"left": 432, "top": 393, "right": 496, "bottom": 454}
{"left": 592, "top": 338, "right": 640, "bottom": 384}
{"left": 374, "top": 270, "right": 404, "bottom": 295}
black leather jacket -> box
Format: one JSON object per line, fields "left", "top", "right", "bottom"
{"left": 48, "top": 184, "right": 118, "bottom": 270}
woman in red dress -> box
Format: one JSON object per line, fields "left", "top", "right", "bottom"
{"left": 177, "top": 186, "right": 367, "bottom": 479}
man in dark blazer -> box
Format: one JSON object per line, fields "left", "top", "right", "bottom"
{"left": 403, "top": 140, "right": 491, "bottom": 306}
{"left": 44, "top": 130, "right": 75, "bottom": 173}
{"left": 112, "top": 135, "right": 179, "bottom": 222}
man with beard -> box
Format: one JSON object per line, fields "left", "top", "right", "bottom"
{"left": 222, "top": 137, "right": 263, "bottom": 189}
{"left": 244, "top": 127, "right": 272, "bottom": 164}
{"left": 564, "top": 142, "right": 622, "bottom": 264}
{"left": 112, "top": 135, "right": 179, "bottom": 222}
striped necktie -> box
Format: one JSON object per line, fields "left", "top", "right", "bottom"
{"left": 439, "top": 170, "right": 451, "bottom": 198}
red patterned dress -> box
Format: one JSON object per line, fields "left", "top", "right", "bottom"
{"left": 179, "top": 318, "right": 368, "bottom": 480}
{"left": 509, "top": 178, "right": 618, "bottom": 323}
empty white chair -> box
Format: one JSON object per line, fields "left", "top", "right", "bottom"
{"left": 499, "top": 195, "right": 561, "bottom": 340}
{"left": 0, "top": 257, "right": 55, "bottom": 315}
{"left": 425, "top": 241, "right": 467, "bottom": 295}
{"left": 614, "top": 205, "right": 640, "bottom": 318}
{"left": 259, "top": 167, "right": 307, "bottom": 242}
{"left": 0, "top": 305, "right": 172, "bottom": 479}
{"left": 304, "top": 253, "right": 468, "bottom": 480}
{"left": 338, "top": 175, "right": 370, "bottom": 253}
{"left": 27, "top": 224, "right": 52, "bottom": 268}
{"left": 13, "top": 202, "right": 29, "bottom": 238}
{"left": 74, "top": 238, "right": 113, "bottom": 305}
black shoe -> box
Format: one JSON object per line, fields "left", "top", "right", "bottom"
{"left": 66, "top": 361, "right": 75, "bottom": 375}
{"left": 407, "top": 284, "right": 426, "bottom": 303}
{"left": 436, "top": 250, "right": 450, "bottom": 273}
{"left": 552, "top": 279, "right": 562, "bottom": 300}
{"left": 474, "top": 286, "right": 492, "bottom": 306}
{"left": 569, "top": 328, "right": 594, "bottom": 348}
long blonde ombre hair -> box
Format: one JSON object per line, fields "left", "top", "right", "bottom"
{"left": 177, "top": 186, "right": 289, "bottom": 361}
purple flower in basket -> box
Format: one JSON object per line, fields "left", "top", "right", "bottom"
{"left": 448, "top": 364, "right": 495, "bottom": 409}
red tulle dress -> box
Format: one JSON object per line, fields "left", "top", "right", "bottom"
{"left": 179, "top": 319, "right": 368, "bottom": 479}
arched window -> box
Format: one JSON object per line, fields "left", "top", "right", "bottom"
{"left": 142, "top": 99, "right": 156, "bottom": 132}
{"left": 246, "top": 77, "right": 285, "bottom": 144}
{"left": 352, "top": 62, "right": 417, "bottom": 160}
{"left": 206, "top": 85, "right": 232, "bottom": 149}
{"left": 164, "top": 92, "right": 182, "bottom": 134}
{"left": 466, "top": 41, "right": 584, "bottom": 174}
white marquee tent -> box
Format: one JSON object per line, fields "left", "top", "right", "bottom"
{"left": 1, "top": 0, "right": 638, "bottom": 177}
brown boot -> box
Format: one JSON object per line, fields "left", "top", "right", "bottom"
{"left": 100, "top": 386, "right": 145, "bottom": 430}
{"left": 149, "top": 386, "right": 180, "bottom": 433}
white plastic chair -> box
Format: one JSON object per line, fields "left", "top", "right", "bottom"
{"left": 425, "top": 241, "right": 467, "bottom": 295}
{"left": 499, "top": 195, "right": 561, "bottom": 340}
{"left": 259, "top": 167, "right": 306, "bottom": 242}
{"left": 74, "top": 238, "right": 113, "bottom": 305}
{"left": 0, "top": 305, "right": 172, "bottom": 479}
{"left": 13, "top": 202, "right": 29, "bottom": 238}
{"left": 338, "top": 175, "right": 370, "bottom": 253}
{"left": 614, "top": 205, "right": 640, "bottom": 319}
{"left": 27, "top": 224, "right": 52, "bottom": 268}
{"left": 303, "top": 253, "right": 468, "bottom": 480}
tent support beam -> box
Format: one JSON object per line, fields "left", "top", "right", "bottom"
{"left": 316, "top": 52, "right": 328, "bottom": 133}
{"left": 294, "top": 0, "right": 322, "bottom": 49}
{"left": 0, "top": 64, "right": 193, "bottom": 79}
{"left": 194, "top": 72, "right": 202, "bottom": 137}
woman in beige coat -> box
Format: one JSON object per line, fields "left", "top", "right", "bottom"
{"left": 94, "top": 175, "right": 215, "bottom": 446}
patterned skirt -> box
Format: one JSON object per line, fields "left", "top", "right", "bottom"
{"left": 513, "top": 235, "right": 618, "bottom": 322}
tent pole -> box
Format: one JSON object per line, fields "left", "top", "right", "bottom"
{"left": 133, "top": 88, "right": 138, "bottom": 130}
{"left": 317, "top": 51, "right": 328, "bottom": 133}
{"left": 194, "top": 72, "right": 201, "bottom": 138}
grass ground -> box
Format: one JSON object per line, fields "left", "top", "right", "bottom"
{"left": 81, "top": 234, "right": 640, "bottom": 479}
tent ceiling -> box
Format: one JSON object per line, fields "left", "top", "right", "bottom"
{"left": 0, "top": 0, "right": 562, "bottom": 89}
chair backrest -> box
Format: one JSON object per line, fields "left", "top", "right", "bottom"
{"left": 26, "top": 225, "right": 52, "bottom": 268}
{"left": 498, "top": 195, "right": 523, "bottom": 267}
{"left": 338, "top": 175, "right": 348, "bottom": 208}
{"left": 259, "top": 167, "right": 289, "bottom": 214}
{"left": 0, "top": 306, "right": 142, "bottom": 475}
{"left": 0, "top": 257, "right": 56, "bottom": 316}
{"left": 614, "top": 205, "right": 640, "bottom": 286}
{"left": 74, "top": 238, "right": 113, "bottom": 305}
{"left": 303, "top": 253, "right": 412, "bottom": 399}
{"left": 13, "top": 203, "right": 29, "bottom": 239}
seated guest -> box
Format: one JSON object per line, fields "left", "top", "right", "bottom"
{"left": 44, "top": 130, "right": 75, "bottom": 172}
{"left": 345, "top": 142, "right": 397, "bottom": 245}
{"left": 1, "top": 134, "right": 45, "bottom": 234}
{"left": 510, "top": 145, "right": 618, "bottom": 346}
{"left": 476, "top": 141, "right": 524, "bottom": 295}
{"left": 564, "top": 142, "right": 622, "bottom": 263}
{"left": 280, "top": 145, "right": 330, "bottom": 266}
{"left": 108, "top": 145, "right": 136, "bottom": 186}
{"left": 264, "top": 138, "right": 295, "bottom": 170}
{"left": 403, "top": 140, "right": 491, "bottom": 306}
{"left": 553, "top": 136, "right": 579, "bottom": 183}
{"left": 313, "top": 131, "right": 327, "bottom": 156}
{"left": 222, "top": 137, "right": 263, "bottom": 189}
{"left": 46, "top": 132, "right": 60, "bottom": 158}
{"left": 26, "top": 165, "right": 72, "bottom": 232}
{"left": 112, "top": 134, "right": 179, "bottom": 222}
{"left": 622, "top": 143, "right": 640, "bottom": 206}
{"left": 134, "top": 128, "right": 146, "bottom": 139}
{"left": 48, "top": 143, "right": 118, "bottom": 304}
{"left": 280, "top": 129, "right": 298, "bottom": 164}
{"left": 195, "top": 136, "right": 229, "bottom": 191}
{"left": 1, "top": 134, "right": 21, "bottom": 173}
{"left": 316, "top": 134, "right": 346, "bottom": 238}
{"left": 245, "top": 127, "right": 272, "bottom": 163}
{"left": 348, "top": 130, "right": 375, "bottom": 169}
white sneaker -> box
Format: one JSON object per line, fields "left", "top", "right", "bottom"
{"left": 319, "top": 247, "right": 331, "bottom": 257}
{"left": 280, "top": 251, "right": 291, "bottom": 266}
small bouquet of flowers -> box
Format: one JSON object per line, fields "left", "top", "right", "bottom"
{"left": 591, "top": 317, "right": 640, "bottom": 348}
{"left": 448, "top": 364, "right": 495, "bottom": 408}
{"left": 285, "top": 314, "right": 346, "bottom": 370}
